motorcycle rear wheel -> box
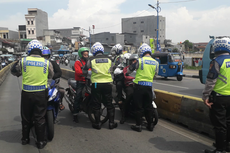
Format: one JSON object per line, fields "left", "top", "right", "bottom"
{"left": 88, "top": 104, "right": 109, "bottom": 124}
{"left": 153, "top": 108, "right": 158, "bottom": 125}
{"left": 46, "top": 110, "right": 54, "bottom": 141}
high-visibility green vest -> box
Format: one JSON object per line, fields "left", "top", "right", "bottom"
{"left": 91, "top": 55, "right": 113, "bottom": 83}
{"left": 134, "top": 56, "right": 157, "bottom": 86}
{"left": 213, "top": 58, "right": 230, "bottom": 95}
{"left": 21, "top": 56, "right": 49, "bottom": 92}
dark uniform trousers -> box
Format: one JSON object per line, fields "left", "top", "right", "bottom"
{"left": 91, "top": 83, "right": 115, "bottom": 123}
{"left": 21, "top": 90, "right": 47, "bottom": 141}
{"left": 91, "top": 83, "right": 114, "bottom": 110}
{"left": 133, "top": 84, "right": 154, "bottom": 126}
{"left": 122, "top": 85, "right": 134, "bottom": 116}
{"left": 209, "top": 96, "right": 230, "bottom": 150}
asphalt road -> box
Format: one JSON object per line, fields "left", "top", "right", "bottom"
{"left": 60, "top": 64, "right": 204, "bottom": 98}
{"left": 0, "top": 73, "right": 214, "bottom": 153}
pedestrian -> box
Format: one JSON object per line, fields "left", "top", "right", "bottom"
{"left": 203, "top": 37, "right": 230, "bottom": 153}
{"left": 127, "top": 43, "right": 159, "bottom": 132}
{"left": 11, "top": 40, "right": 54, "bottom": 149}
{"left": 83, "top": 42, "right": 118, "bottom": 130}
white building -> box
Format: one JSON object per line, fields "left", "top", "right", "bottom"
{"left": 25, "top": 8, "right": 48, "bottom": 39}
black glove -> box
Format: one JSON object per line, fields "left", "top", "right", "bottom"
{"left": 125, "top": 73, "right": 129, "bottom": 76}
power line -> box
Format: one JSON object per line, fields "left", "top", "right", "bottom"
{"left": 160, "top": 0, "right": 196, "bottom": 4}
{"left": 95, "top": 7, "right": 152, "bottom": 29}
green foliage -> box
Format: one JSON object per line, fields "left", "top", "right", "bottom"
{"left": 183, "top": 40, "right": 193, "bottom": 51}
{"left": 172, "top": 48, "right": 179, "bottom": 52}
{"left": 0, "top": 48, "right": 8, "bottom": 52}
{"left": 184, "top": 65, "right": 201, "bottom": 70}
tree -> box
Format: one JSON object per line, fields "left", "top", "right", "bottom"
{"left": 172, "top": 48, "right": 179, "bottom": 52}
{"left": 183, "top": 40, "right": 193, "bottom": 51}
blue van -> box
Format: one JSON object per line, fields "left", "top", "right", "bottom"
{"left": 199, "top": 36, "right": 224, "bottom": 84}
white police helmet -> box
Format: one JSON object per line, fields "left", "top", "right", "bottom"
{"left": 91, "top": 42, "right": 104, "bottom": 56}
{"left": 138, "top": 43, "right": 152, "bottom": 57}
{"left": 111, "top": 44, "right": 123, "bottom": 55}
{"left": 213, "top": 37, "right": 230, "bottom": 54}
{"left": 26, "top": 40, "right": 43, "bottom": 55}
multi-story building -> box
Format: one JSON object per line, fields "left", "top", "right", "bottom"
{"left": 0, "top": 27, "right": 18, "bottom": 39}
{"left": 18, "top": 25, "right": 27, "bottom": 39}
{"left": 25, "top": 8, "right": 48, "bottom": 39}
{"left": 44, "top": 27, "right": 84, "bottom": 45}
{"left": 122, "top": 15, "right": 166, "bottom": 46}
{"left": 91, "top": 32, "right": 124, "bottom": 46}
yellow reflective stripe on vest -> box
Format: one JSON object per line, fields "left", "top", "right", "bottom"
{"left": 91, "top": 57, "right": 113, "bottom": 83}
{"left": 134, "top": 56, "right": 157, "bottom": 86}
{"left": 22, "top": 56, "right": 49, "bottom": 92}
{"left": 213, "top": 58, "right": 230, "bottom": 95}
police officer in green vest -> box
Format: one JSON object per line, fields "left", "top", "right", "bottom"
{"left": 127, "top": 43, "right": 159, "bottom": 132}
{"left": 203, "top": 37, "right": 230, "bottom": 153}
{"left": 83, "top": 42, "right": 118, "bottom": 130}
{"left": 11, "top": 40, "right": 54, "bottom": 149}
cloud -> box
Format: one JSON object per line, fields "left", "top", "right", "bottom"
{"left": 49, "top": 0, "right": 126, "bottom": 34}
{"left": 49, "top": 0, "right": 230, "bottom": 43}
{"left": 0, "top": 0, "right": 44, "bottom": 3}
{"left": 0, "top": 13, "right": 25, "bottom": 31}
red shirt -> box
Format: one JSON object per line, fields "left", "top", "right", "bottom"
{"left": 74, "top": 59, "right": 88, "bottom": 82}
{"left": 123, "top": 65, "right": 135, "bottom": 86}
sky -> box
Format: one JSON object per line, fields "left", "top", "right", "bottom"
{"left": 0, "top": 0, "right": 230, "bottom": 43}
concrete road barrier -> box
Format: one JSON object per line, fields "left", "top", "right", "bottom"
{"left": 61, "top": 68, "right": 214, "bottom": 138}
{"left": 155, "top": 89, "right": 213, "bottom": 138}
{"left": 0, "top": 62, "right": 15, "bottom": 86}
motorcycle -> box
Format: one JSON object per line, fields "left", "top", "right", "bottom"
{"left": 65, "top": 59, "right": 68, "bottom": 66}
{"left": 64, "top": 71, "right": 109, "bottom": 124}
{"left": 1, "top": 62, "right": 6, "bottom": 69}
{"left": 46, "top": 79, "right": 60, "bottom": 141}
{"left": 120, "top": 86, "right": 158, "bottom": 126}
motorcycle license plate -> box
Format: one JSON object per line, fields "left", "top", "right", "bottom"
{"left": 178, "top": 63, "right": 182, "bottom": 65}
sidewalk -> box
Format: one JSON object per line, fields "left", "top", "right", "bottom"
{"left": 183, "top": 69, "right": 199, "bottom": 78}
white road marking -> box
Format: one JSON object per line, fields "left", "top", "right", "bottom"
{"left": 153, "top": 82, "right": 189, "bottom": 89}
{"left": 158, "top": 119, "right": 213, "bottom": 147}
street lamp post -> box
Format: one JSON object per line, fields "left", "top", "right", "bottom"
{"left": 148, "top": 0, "right": 161, "bottom": 51}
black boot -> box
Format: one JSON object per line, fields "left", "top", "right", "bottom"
{"left": 131, "top": 125, "right": 142, "bottom": 132}
{"left": 35, "top": 123, "right": 47, "bottom": 149}
{"left": 92, "top": 110, "right": 101, "bottom": 130}
{"left": 73, "top": 114, "right": 79, "bottom": 123}
{"left": 108, "top": 108, "right": 118, "bottom": 129}
{"left": 205, "top": 131, "right": 226, "bottom": 153}
{"left": 226, "top": 127, "right": 230, "bottom": 152}
{"left": 21, "top": 123, "right": 30, "bottom": 145}
{"left": 145, "top": 111, "right": 154, "bottom": 131}
{"left": 120, "top": 103, "right": 126, "bottom": 124}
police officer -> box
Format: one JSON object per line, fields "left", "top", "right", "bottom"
{"left": 203, "top": 37, "right": 230, "bottom": 153}
{"left": 11, "top": 40, "right": 54, "bottom": 149}
{"left": 83, "top": 42, "right": 118, "bottom": 130}
{"left": 111, "top": 44, "right": 124, "bottom": 104}
{"left": 127, "top": 43, "right": 158, "bottom": 132}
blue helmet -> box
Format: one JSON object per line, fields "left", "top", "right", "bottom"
{"left": 42, "top": 47, "right": 51, "bottom": 55}
{"left": 213, "top": 38, "right": 230, "bottom": 53}
{"left": 138, "top": 43, "right": 152, "bottom": 57}
{"left": 27, "top": 40, "right": 43, "bottom": 55}
{"left": 91, "top": 42, "right": 104, "bottom": 56}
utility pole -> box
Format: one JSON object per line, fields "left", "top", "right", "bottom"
{"left": 148, "top": 0, "right": 161, "bottom": 51}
